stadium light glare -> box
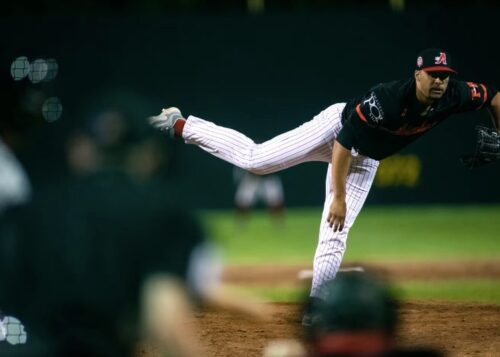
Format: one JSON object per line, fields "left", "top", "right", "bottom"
{"left": 0, "top": 316, "right": 27, "bottom": 345}
{"left": 10, "top": 56, "right": 30, "bottom": 81}
{"left": 41, "top": 97, "right": 63, "bottom": 122}
{"left": 44, "top": 58, "right": 59, "bottom": 82}
{"left": 28, "top": 58, "right": 49, "bottom": 83}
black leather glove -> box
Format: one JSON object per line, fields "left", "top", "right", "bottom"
{"left": 461, "top": 125, "right": 500, "bottom": 169}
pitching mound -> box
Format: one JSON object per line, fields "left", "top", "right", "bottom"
{"left": 190, "top": 260, "right": 499, "bottom": 356}
{"left": 140, "top": 261, "right": 500, "bottom": 357}
{"left": 194, "top": 300, "right": 500, "bottom": 356}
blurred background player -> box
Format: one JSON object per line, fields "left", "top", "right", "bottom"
{"left": 233, "top": 166, "right": 285, "bottom": 227}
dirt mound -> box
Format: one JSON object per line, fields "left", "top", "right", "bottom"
{"left": 194, "top": 301, "right": 500, "bottom": 357}
{"left": 199, "top": 261, "right": 499, "bottom": 356}
{"left": 142, "top": 261, "right": 500, "bottom": 356}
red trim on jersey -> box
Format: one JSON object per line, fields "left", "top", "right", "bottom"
{"left": 393, "top": 121, "right": 437, "bottom": 136}
{"left": 356, "top": 104, "right": 368, "bottom": 123}
{"left": 422, "top": 66, "right": 457, "bottom": 73}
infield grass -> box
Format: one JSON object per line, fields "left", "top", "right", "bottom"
{"left": 201, "top": 205, "right": 500, "bottom": 303}
{"left": 226, "top": 279, "right": 500, "bottom": 304}
{"left": 202, "top": 205, "right": 500, "bottom": 264}
{"left": 395, "top": 279, "right": 500, "bottom": 304}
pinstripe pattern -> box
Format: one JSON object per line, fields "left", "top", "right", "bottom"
{"left": 311, "top": 156, "right": 378, "bottom": 298}
{"left": 182, "top": 103, "right": 379, "bottom": 298}
{"left": 183, "top": 105, "right": 344, "bottom": 173}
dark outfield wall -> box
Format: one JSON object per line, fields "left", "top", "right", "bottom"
{"left": 2, "top": 9, "right": 499, "bottom": 208}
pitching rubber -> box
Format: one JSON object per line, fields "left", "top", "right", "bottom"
{"left": 297, "top": 266, "right": 365, "bottom": 280}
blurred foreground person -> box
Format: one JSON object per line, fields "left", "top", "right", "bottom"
{"left": 304, "top": 272, "right": 443, "bottom": 357}
{"left": 0, "top": 135, "right": 32, "bottom": 351}
{"left": 264, "top": 273, "right": 443, "bottom": 357}
{"left": 0, "top": 56, "right": 32, "bottom": 216}
{"left": 0, "top": 57, "right": 33, "bottom": 348}
{"left": 0, "top": 135, "right": 31, "bottom": 350}
{"left": 0, "top": 137, "right": 31, "bottom": 216}
{"left": 0, "top": 112, "right": 208, "bottom": 356}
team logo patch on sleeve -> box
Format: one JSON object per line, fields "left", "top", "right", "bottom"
{"left": 361, "top": 92, "right": 385, "bottom": 124}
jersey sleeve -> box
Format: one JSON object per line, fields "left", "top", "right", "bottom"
{"left": 353, "top": 89, "right": 388, "bottom": 127}
{"left": 453, "top": 79, "right": 497, "bottom": 112}
{"left": 336, "top": 85, "right": 392, "bottom": 150}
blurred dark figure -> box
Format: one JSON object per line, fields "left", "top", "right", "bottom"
{"left": 0, "top": 57, "right": 32, "bottom": 215}
{"left": 0, "top": 138, "right": 31, "bottom": 216}
{"left": 66, "top": 109, "right": 167, "bottom": 183}
{"left": 0, "top": 105, "right": 207, "bottom": 356}
{"left": 233, "top": 167, "right": 285, "bottom": 227}
{"left": 304, "top": 272, "right": 443, "bottom": 357}
{"left": 0, "top": 57, "right": 33, "bottom": 349}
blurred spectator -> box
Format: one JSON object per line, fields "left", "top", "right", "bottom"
{"left": 65, "top": 133, "right": 100, "bottom": 177}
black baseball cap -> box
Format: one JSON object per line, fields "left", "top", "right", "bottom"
{"left": 415, "top": 48, "right": 457, "bottom": 73}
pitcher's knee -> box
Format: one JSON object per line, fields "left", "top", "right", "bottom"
{"left": 246, "top": 164, "right": 270, "bottom": 175}
{"left": 245, "top": 156, "right": 273, "bottom": 175}
{"left": 239, "top": 145, "right": 278, "bottom": 175}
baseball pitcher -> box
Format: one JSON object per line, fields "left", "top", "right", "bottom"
{"left": 148, "top": 48, "right": 500, "bottom": 325}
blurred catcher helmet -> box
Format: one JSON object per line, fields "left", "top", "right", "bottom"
{"left": 310, "top": 272, "right": 398, "bottom": 336}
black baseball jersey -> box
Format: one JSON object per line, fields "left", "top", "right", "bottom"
{"left": 337, "top": 78, "right": 498, "bottom": 160}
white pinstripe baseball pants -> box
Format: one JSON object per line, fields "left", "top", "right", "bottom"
{"left": 182, "top": 103, "right": 379, "bottom": 298}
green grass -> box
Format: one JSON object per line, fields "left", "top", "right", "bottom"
{"left": 226, "top": 279, "right": 500, "bottom": 304}
{"left": 202, "top": 208, "right": 319, "bottom": 264}
{"left": 200, "top": 206, "right": 500, "bottom": 303}
{"left": 395, "top": 279, "right": 500, "bottom": 304}
{"left": 344, "top": 205, "right": 500, "bottom": 262}
{"left": 201, "top": 205, "right": 500, "bottom": 264}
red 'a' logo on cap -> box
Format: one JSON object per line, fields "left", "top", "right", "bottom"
{"left": 434, "top": 52, "right": 448, "bottom": 65}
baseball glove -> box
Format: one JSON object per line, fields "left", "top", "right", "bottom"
{"left": 461, "top": 125, "right": 500, "bottom": 169}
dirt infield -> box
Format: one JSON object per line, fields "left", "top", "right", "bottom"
{"left": 195, "top": 301, "right": 500, "bottom": 357}
{"left": 192, "top": 261, "right": 500, "bottom": 357}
